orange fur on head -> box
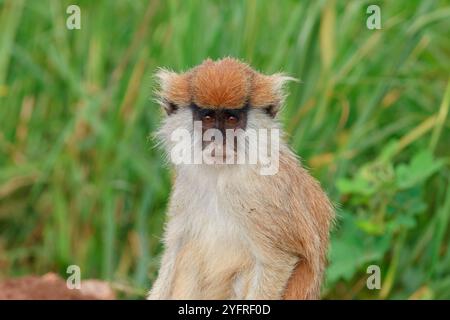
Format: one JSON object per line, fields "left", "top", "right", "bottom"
{"left": 156, "top": 57, "right": 295, "bottom": 113}
{"left": 191, "top": 58, "right": 251, "bottom": 109}
{"left": 155, "top": 71, "right": 191, "bottom": 107}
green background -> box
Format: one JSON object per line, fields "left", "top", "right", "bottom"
{"left": 0, "top": 0, "right": 449, "bottom": 299}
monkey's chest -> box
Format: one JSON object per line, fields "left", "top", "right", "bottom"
{"left": 171, "top": 194, "right": 253, "bottom": 298}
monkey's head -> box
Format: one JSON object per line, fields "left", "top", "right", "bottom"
{"left": 155, "top": 57, "right": 295, "bottom": 168}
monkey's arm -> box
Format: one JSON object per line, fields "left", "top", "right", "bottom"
{"left": 243, "top": 226, "right": 325, "bottom": 300}
{"left": 245, "top": 255, "right": 298, "bottom": 299}
{"left": 148, "top": 246, "right": 179, "bottom": 299}
{"left": 147, "top": 225, "right": 182, "bottom": 300}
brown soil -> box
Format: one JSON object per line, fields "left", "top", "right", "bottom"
{"left": 0, "top": 273, "right": 116, "bottom": 300}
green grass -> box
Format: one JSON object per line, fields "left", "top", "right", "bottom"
{"left": 0, "top": 0, "right": 449, "bottom": 299}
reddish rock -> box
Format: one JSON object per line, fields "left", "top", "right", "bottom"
{"left": 0, "top": 273, "right": 115, "bottom": 300}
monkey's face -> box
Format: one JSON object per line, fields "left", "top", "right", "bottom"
{"left": 155, "top": 58, "right": 294, "bottom": 168}
{"left": 191, "top": 103, "right": 248, "bottom": 158}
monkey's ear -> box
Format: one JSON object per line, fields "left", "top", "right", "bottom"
{"left": 154, "top": 69, "right": 191, "bottom": 114}
{"left": 250, "top": 73, "right": 297, "bottom": 117}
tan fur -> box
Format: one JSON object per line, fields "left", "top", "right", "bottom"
{"left": 149, "top": 58, "right": 334, "bottom": 300}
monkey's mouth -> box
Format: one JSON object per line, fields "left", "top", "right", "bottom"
{"left": 202, "top": 140, "right": 238, "bottom": 164}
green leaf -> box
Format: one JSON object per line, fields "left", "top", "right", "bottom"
{"left": 356, "top": 219, "right": 385, "bottom": 235}
{"left": 337, "top": 175, "right": 376, "bottom": 196}
{"left": 395, "top": 150, "right": 443, "bottom": 189}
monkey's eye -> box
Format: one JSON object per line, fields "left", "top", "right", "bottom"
{"left": 202, "top": 115, "right": 215, "bottom": 123}
{"left": 225, "top": 115, "right": 238, "bottom": 125}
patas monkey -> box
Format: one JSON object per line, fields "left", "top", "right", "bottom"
{"left": 149, "top": 58, "right": 334, "bottom": 300}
